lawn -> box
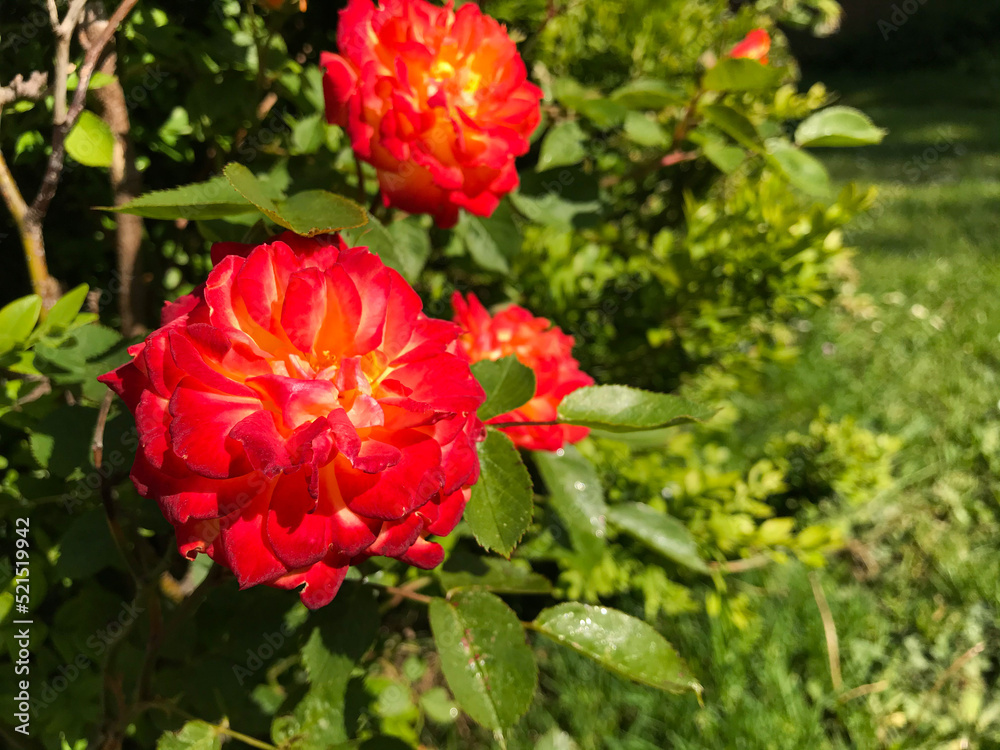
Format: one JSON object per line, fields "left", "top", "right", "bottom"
{"left": 506, "top": 68, "right": 1000, "bottom": 750}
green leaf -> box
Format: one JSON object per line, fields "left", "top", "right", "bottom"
{"left": 271, "top": 585, "right": 379, "bottom": 748}
{"left": 0, "top": 295, "right": 42, "bottom": 354}
{"left": 577, "top": 99, "right": 628, "bottom": 129}
{"left": 533, "top": 445, "right": 607, "bottom": 566}
{"left": 702, "top": 58, "right": 781, "bottom": 92}
{"left": 471, "top": 355, "right": 536, "bottom": 421}
{"left": 272, "top": 190, "right": 368, "bottom": 236}
{"left": 456, "top": 201, "right": 521, "bottom": 274}
{"left": 438, "top": 546, "right": 553, "bottom": 595}
{"left": 156, "top": 721, "right": 221, "bottom": 750}
{"left": 766, "top": 138, "right": 832, "bottom": 197}
{"left": 795, "top": 106, "right": 887, "bottom": 148}
{"left": 537, "top": 121, "right": 587, "bottom": 172}
{"left": 29, "top": 405, "right": 98, "bottom": 477}
{"left": 224, "top": 162, "right": 282, "bottom": 216}
{"left": 607, "top": 503, "right": 709, "bottom": 573}
{"left": 66, "top": 71, "right": 116, "bottom": 90}
{"left": 557, "top": 385, "right": 711, "bottom": 432}
{"left": 610, "top": 79, "right": 685, "bottom": 110}
{"left": 465, "top": 430, "right": 533, "bottom": 556}
{"left": 65, "top": 110, "right": 114, "bottom": 167}
{"left": 511, "top": 167, "right": 601, "bottom": 230}
{"left": 531, "top": 603, "right": 701, "bottom": 694}
{"left": 290, "top": 113, "right": 327, "bottom": 154}
{"left": 342, "top": 212, "right": 424, "bottom": 282}
{"left": 55, "top": 508, "right": 120, "bottom": 580}
{"left": 623, "top": 112, "right": 670, "bottom": 148}
{"left": 700, "top": 104, "right": 761, "bottom": 151}
{"left": 35, "top": 284, "right": 89, "bottom": 338}
{"left": 429, "top": 590, "right": 537, "bottom": 729}
{"left": 386, "top": 216, "right": 432, "bottom": 280}
{"left": 702, "top": 140, "right": 746, "bottom": 173}
{"left": 420, "top": 687, "right": 458, "bottom": 724}
{"left": 108, "top": 176, "right": 256, "bottom": 220}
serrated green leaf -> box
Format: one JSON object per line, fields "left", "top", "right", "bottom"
{"left": 108, "top": 176, "right": 256, "bottom": 220}
{"left": 795, "top": 106, "right": 887, "bottom": 148}
{"left": 700, "top": 104, "right": 761, "bottom": 151}
{"left": 429, "top": 591, "right": 537, "bottom": 730}
{"left": 537, "top": 121, "right": 587, "bottom": 172}
{"left": 224, "top": 161, "right": 285, "bottom": 218}
{"left": 531, "top": 603, "right": 701, "bottom": 694}
{"left": 0, "top": 295, "right": 43, "bottom": 354}
{"left": 273, "top": 190, "right": 368, "bottom": 236}
{"left": 557, "top": 385, "right": 711, "bottom": 432}
{"left": 607, "top": 503, "right": 709, "bottom": 573}
{"left": 702, "top": 57, "right": 781, "bottom": 92}
{"left": 533, "top": 445, "right": 607, "bottom": 567}
{"left": 65, "top": 110, "right": 114, "bottom": 167}
{"left": 472, "top": 355, "right": 536, "bottom": 422}
{"left": 438, "top": 546, "right": 552, "bottom": 595}
{"left": 156, "top": 721, "right": 220, "bottom": 750}
{"left": 465, "top": 430, "right": 533, "bottom": 556}
{"left": 766, "top": 138, "right": 832, "bottom": 197}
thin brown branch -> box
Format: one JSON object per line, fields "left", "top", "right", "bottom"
{"left": 376, "top": 579, "right": 434, "bottom": 606}
{"left": 809, "top": 572, "right": 842, "bottom": 691}
{"left": 0, "top": 71, "right": 50, "bottom": 108}
{"left": 92, "top": 388, "right": 114, "bottom": 468}
{"left": 0, "top": 149, "right": 57, "bottom": 304}
{"left": 31, "top": 0, "right": 139, "bottom": 221}
{"left": 52, "top": 0, "right": 90, "bottom": 125}
{"left": 80, "top": 3, "right": 146, "bottom": 335}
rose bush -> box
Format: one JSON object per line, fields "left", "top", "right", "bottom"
{"left": 320, "top": 0, "right": 542, "bottom": 227}
{"left": 100, "top": 232, "right": 485, "bottom": 608}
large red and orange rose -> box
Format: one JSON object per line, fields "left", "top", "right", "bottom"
{"left": 100, "top": 233, "right": 485, "bottom": 608}
{"left": 321, "top": 0, "right": 542, "bottom": 228}
{"left": 452, "top": 292, "right": 593, "bottom": 452}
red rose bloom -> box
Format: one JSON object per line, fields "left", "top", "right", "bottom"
{"left": 452, "top": 292, "right": 593, "bottom": 452}
{"left": 99, "top": 233, "right": 485, "bottom": 608}
{"left": 727, "top": 28, "right": 771, "bottom": 65}
{"left": 320, "top": 0, "right": 542, "bottom": 229}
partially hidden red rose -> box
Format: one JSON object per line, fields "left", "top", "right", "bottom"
{"left": 99, "top": 232, "right": 485, "bottom": 608}
{"left": 727, "top": 28, "right": 771, "bottom": 65}
{"left": 452, "top": 292, "right": 593, "bottom": 452}
{"left": 320, "top": 0, "right": 543, "bottom": 229}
